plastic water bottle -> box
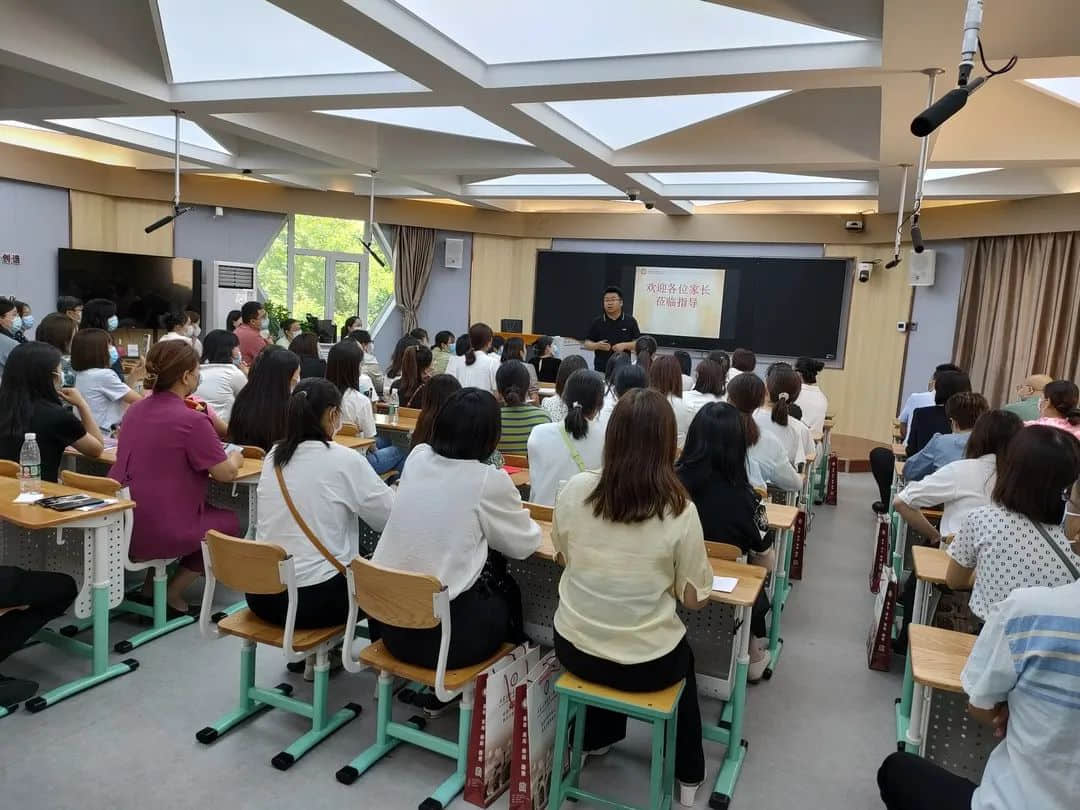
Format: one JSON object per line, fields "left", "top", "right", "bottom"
{"left": 388, "top": 389, "right": 399, "bottom": 424}
{"left": 19, "top": 432, "right": 41, "bottom": 494}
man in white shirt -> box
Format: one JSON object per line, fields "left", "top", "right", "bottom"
{"left": 877, "top": 579, "right": 1080, "bottom": 810}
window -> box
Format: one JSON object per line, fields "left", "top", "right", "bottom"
{"left": 255, "top": 214, "right": 394, "bottom": 335}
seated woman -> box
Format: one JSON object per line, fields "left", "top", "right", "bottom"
{"left": 495, "top": 360, "right": 550, "bottom": 455}
{"left": 448, "top": 323, "right": 499, "bottom": 392}
{"left": 599, "top": 362, "right": 648, "bottom": 428}
{"left": 529, "top": 335, "right": 561, "bottom": 384}
{"left": 326, "top": 340, "right": 404, "bottom": 476}
{"left": 247, "top": 378, "right": 394, "bottom": 628}
{"left": 431, "top": 330, "right": 455, "bottom": 375}
{"left": 501, "top": 336, "right": 539, "bottom": 401}
{"left": 727, "top": 372, "right": 801, "bottom": 492}
{"left": 71, "top": 328, "right": 143, "bottom": 433}
{"left": 195, "top": 329, "right": 247, "bottom": 424}
{"left": 674, "top": 350, "right": 694, "bottom": 392}
{"left": 906, "top": 370, "right": 971, "bottom": 457}
{"left": 649, "top": 354, "right": 693, "bottom": 449}
{"left": 728, "top": 347, "right": 755, "bottom": 384}
{"left": 390, "top": 344, "right": 433, "bottom": 408}
{"left": 383, "top": 335, "right": 420, "bottom": 394}
{"left": 946, "top": 425, "right": 1080, "bottom": 623}
{"left": 0, "top": 342, "right": 104, "bottom": 480}
{"left": 527, "top": 369, "right": 605, "bottom": 506}
{"left": 372, "top": 388, "right": 541, "bottom": 670}
{"left": 551, "top": 388, "right": 713, "bottom": 807}
{"left": 633, "top": 335, "right": 657, "bottom": 376}
{"left": 110, "top": 341, "right": 244, "bottom": 613}
{"left": 289, "top": 332, "right": 326, "bottom": 379}
{"left": 903, "top": 392, "right": 988, "bottom": 481}
{"left": 793, "top": 357, "right": 828, "bottom": 433}
{"left": 1027, "top": 378, "right": 1080, "bottom": 440}
{"left": 228, "top": 346, "right": 300, "bottom": 452}
{"left": 677, "top": 402, "right": 773, "bottom": 680}
{"left": 541, "top": 354, "right": 587, "bottom": 423}
{"left": 754, "top": 364, "right": 810, "bottom": 469}
{"left": 34, "top": 312, "right": 77, "bottom": 387}
{"left": 80, "top": 298, "right": 125, "bottom": 380}
{"left": 276, "top": 318, "right": 301, "bottom": 349}
{"left": 598, "top": 353, "right": 630, "bottom": 423}
{"left": 682, "top": 358, "right": 726, "bottom": 413}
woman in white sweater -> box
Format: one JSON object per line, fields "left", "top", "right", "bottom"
{"left": 528, "top": 369, "right": 605, "bottom": 506}
{"left": 649, "top": 354, "right": 693, "bottom": 449}
{"left": 372, "top": 388, "right": 541, "bottom": 670}
{"left": 794, "top": 357, "right": 829, "bottom": 434}
{"left": 727, "top": 372, "right": 801, "bottom": 492}
{"left": 195, "top": 330, "right": 247, "bottom": 423}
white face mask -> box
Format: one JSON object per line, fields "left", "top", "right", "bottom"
{"left": 183, "top": 325, "right": 195, "bottom": 337}
{"left": 192, "top": 325, "right": 201, "bottom": 337}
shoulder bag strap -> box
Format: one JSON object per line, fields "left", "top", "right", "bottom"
{"left": 274, "top": 464, "right": 346, "bottom": 574}
{"left": 1031, "top": 518, "right": 1080, "bottom": 580}
{"left": 559, "top": 425, "right": 587, "bottom": 473}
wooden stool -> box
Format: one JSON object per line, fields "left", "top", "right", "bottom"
{"left": 194, "top": 531, "right": 360, "bottom": 770}
{"left": 548, "top": 673, "right": 684, "bottom": 810}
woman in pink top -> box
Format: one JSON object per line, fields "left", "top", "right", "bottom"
{"left": 1026, "top": 379, "right": 1080, "bottom": 441}
{"left": 111, "top": 341, "right": 245, "bottom": 613}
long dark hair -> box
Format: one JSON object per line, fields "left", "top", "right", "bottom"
{"left": 81, "top": 298, "right": 117, "bottom": 331}
{"left": 766, "top": 365, "right": 801, "bottom": 426}
{"left": 274, "top": 378, "right": 341, "bottom": 468}
{"left": 226, "top": 309, "right": 242, "bottom": 331}
{"left": 0, "top": 342, "right": 63, "bottom": 441}
{"left": 727, "top": 372, "right": 765, "bottom": 446}
{"left": 993, "top": 425, "right": 1080, "bottom": 524}
{"left": 693, "top": 359, "right": 725, "bottom": 396}
{"left": 288, "top": 332, "right": 319, "bottom": 360}
{"left": 563, "top": 370, "right": 604, "bottom": 440}
{"left": 554, "top": 354, "right": 587, "bottom": 396}
{"left": 677, "top": 402, "right": 749, "bottom": 490}
{"left": 604, "top": 352, "right": 630, "bottom": 395}
{"left": 795, "top": 357, "right": 824, "bottom": 385}
{"left": 454, "top": 333, "right": 470, "bottom": 357}
{"left": 1045, "top": 379, "right": 1080, "bottom": 425}
{"left": 497, "top": 360, "right": 530, "bottom": 407}
{"left": 395, "top": 344, "right": 432, "bottom": 405}
{"left": 586, "top": 388, "right": 687, "bottom": 523}
{"left": 531, "top": 335, "right": 554, "bottom": 359}
{"left": 201, "top": 329, "right": 238, "bottom": 364}
{"left": 387, "top": 335, "right": 420, "bottom": 377}
{"left": 431, "top": 388, "right": 500, "bottom": 460}
{"left": 228, "top": 346, "right": 300, "bottom": 451}
{"left": 649, "top": 355, "right": 683, "bottom": 398}
{"left": 965, "top": 409, "right": 1022, "bottom": 478}
{"left": 411, "top": 374, "right": 462, "bottom": 449}
{"left": 326, "top": 339, "right": 363, "bottom": 394}
{"left": 466, "top": 322, "right": 493, "bottom": 366}
{"left": 501, "top": 336, "right": 526, "bottom": 363}
{"left": 635, "top": 335, "right": 657, "bottom": 374}
{"left": 613, "top": 363, "right": 647, "bottom": 397}
{"left": 34, "top": 313, "right": 77, "bottom": 354}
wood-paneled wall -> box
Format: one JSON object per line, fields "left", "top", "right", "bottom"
{"left": 818, "top": 244, "right": 914, "bottom": 443}
{"left": 469, "top": 234, "right": 551, "bottom": 331}
{"left": 69, "top": 190, "right": 174, "bottom": 256}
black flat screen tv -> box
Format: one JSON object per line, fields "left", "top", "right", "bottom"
{"left": 58, "top": 248, "right": 202, "bottom": 329}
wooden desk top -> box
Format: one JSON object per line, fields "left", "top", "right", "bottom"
{"left": 374, "top": 413, "right": 418, "bottom": 433}
{"left": 532, "top": 520, "right": 766, "bottom": 607}
{"left": 0, "top": 477, "right": 134, "bottom": 529}
{"left": 334, "top": 435, "right": 376, "bottom": 451}
{"left": 892, "top": 443, "right": 907, "bottom": 459}
{"left": 765, "top": 502, "right": 799, "bottom": 531}
{"left": 67, "top": 446, "right": 263, "bottom": 482}
{"left": 911, "top": 545, "right": 951, "bottom": 585}
{"left": 510, "top": 469, "right": 530, "bottom": 487}
{"left": 909, "top": 624, "right": 975, "bottom": 693}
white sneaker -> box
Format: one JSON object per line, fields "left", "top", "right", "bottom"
{"left": 748, "top": 638, "right": 769, "bottom": 683}
{"left": 677, "top": 779, "right": 702, "bottom": 807}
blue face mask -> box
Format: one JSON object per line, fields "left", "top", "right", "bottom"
{"left": 108, "top": 345, "right": 119, "bottom": 365}
{"left": 20, "top": 315, "right": 33, "bottom": 330}
{"left": 106, "top": 315, "right": 119, "bottom": 331}
{"left": 11, "top": 315, "right": 22, "bottom": 332}
{"left": 260, "top": 317, "right": 269, "bottom": 331}
{"left": 551, "top": 342, "right": 560, "bottom": 358}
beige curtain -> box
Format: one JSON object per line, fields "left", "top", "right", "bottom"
{"left": 954, "top": 232, "right": 1080, "bottom": 407}
{"left": 393, "top": 226, "right": 438, "bottom": 332}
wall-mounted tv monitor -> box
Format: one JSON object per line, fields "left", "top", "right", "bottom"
{"left": 58, "top": 248, "right": 202, "bottom": 329}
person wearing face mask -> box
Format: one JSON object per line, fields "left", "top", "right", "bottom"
{"left": 185, "top": 310, "right": 203, "bottom": 357}
{"left": 234, "top": 300, "right": 269, "bottom": 366}
{"left": 276, "top": 318, "right": 301, "bottom": 349}
{"left": 110, "top": 340, "right": 244, "bottom": 614}
{"left": 80, "top": 298, "right": 125, "bottom": 381}
{"left": 0, "top": 296, "right": 26, "bottom": 345}
{"left": 14, "top": 300, "right": 33, "bottom": 339}
{"left": 347, "top": 328, "right": 384, "bottom": 396}
{"left": 72, "top": 328, "right": 145, "bottom": 432}
{"left": 247, "top": 378, "right": 394, "bottom": 629}
{"left": 0, "top": 299, "right": 19, "bottom": 375}
{"left": 195, "top": 329, "right": 247, "bottom": 423}
{"left": 158, "top": 311, "right": 194, "bottom": 345}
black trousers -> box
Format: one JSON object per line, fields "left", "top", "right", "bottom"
{"left": 877, "top": 752, "right": 975, "bottom": 809}
{"left": 554, "top": 630, "right": 704, "bottom": 785}
{"left": 246, "top": 572, "right": 350, "bottom": 629}
{"left": 0, "top": 566, "right": 78, "bottom": 664}
{"left": 870, "top": 447, "right": 895, "bottom": 505}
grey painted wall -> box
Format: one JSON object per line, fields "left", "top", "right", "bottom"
{"left": 173, "top": 204, "right": 286, "bottom": 331}
{"left": 898, "top": 240, "right": 967, "bottom": 405}
{"left": 371, "top": 230, "right": 472, "bottom": 369}
{"left": 0, "top": 178, "right": 70, "bottom": 338}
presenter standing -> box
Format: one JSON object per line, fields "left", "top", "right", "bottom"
{"left": 583, "top": 286, "right": 641, "bottom": 372}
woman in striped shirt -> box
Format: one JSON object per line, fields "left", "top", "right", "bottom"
{"left": 496, "top": 360, "right": 550, "bottom": 455}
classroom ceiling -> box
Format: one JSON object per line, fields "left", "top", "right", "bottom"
{"left": 1, "top": 0, "right": 1079, "bottom": 216}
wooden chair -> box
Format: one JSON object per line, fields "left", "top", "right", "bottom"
{"left": 196, "top": 530, "right": 359, "bottom": 770}
{"left": 705, "top": 541, "right": 744, "bottom": 562}
{"left": 399, "top": 406, "right": 421, "bottom": 421}
{"left": 59, "top": 470, "right": 197, "bottom": 652}
{"left": 524, "top": 501, "right": 552, "bottom": 522}
{"left": 239, "top": 445, "right": 265, "bottom": 460}
{"left": 336, "top": 423, "right": 359, "bottom": 437}
{"left": 337, "top": 557, "right": 513, "bottom": 807}
{"left": 0, "top": 459, "right": 19, "bottom": 478}
{"left": 502, "top": 453, "right": 529, "bottom": 469}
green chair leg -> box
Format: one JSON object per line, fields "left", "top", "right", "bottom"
{"left": 548, "top": 693, "right": 572, "bottom": 809}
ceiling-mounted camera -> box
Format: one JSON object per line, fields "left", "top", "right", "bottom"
{"left": 644, "top": 201, "right": 655, "bottom": 210}
{"left": 626, "top": 189, "right": 639, "bottom": 202}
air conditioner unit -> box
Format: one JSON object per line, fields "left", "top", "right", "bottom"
{"left": 444, "top": 237, "right": 464, "bottom": 269}
{"left": 211, "top": 261, "right": 257, "bottom": 331}
{"left": 908, "top": 249, "right": 936, "bottom": 287}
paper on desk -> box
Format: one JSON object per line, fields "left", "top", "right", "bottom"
{"left": 712, "top": 576, "right": 738, "bottom": 593}
{"left": 13, "top": 492, "right": 44, "bottom": 503}
{"left": 78, "top": 498, "right": 118, "bottom": 511}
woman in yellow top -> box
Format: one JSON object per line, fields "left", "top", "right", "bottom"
{"left": 551, "top": 388, "right": 713, "bottom": 807}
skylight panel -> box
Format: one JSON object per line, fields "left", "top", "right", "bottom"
{"left": 156, "top": 0, "right": 390, "bottom": 82}
{"left": 469, "top": 174, "right": 606, "bottom": 185}
{"left": 318, "top": 107, "right": 529, "bottom": 145}
{"left": 99, "top": 117, "right": 230, "bottom": 153}
{"left": 547, "top": 91, "right": 788, "bottom": 150}
{"left": 1025, "top": 77, "right": 1080, "bottom": 106}
{"left": 652, "top": 171, "right": 857, "bottom": 184}
{"left": 393, "top": 0, "right": 860, "bottom": 64}
{"left": 923, "top": 168, "right": 1002, "bottom": 181}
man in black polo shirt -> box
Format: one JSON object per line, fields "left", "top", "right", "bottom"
{"left": 583, "top": 286, "right": 641, "bottom": 372}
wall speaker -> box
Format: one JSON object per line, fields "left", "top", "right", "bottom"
{"left": 908, "top": 248, "right": 936, "bottom": 287}
{"left": 444, "top": 237, "right": 464, "bottom": 269}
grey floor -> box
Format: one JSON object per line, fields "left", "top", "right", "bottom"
{"left": 0, "top": 473, "right": 901, "bottom": 809}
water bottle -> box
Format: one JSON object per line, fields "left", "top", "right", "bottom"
{"left": 19, "top": 432, "right": 41, "bottom": 494}
{"left": 388, "top": 388, "right": 399, "bottom": 424}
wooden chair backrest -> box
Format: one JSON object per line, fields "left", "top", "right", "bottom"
{"left": 524, "top": 502, "right": 552, "bottom": 522}
{"left": 399, "top": 406, "right": 421, "bottom": 421}
{"left": 204, "top": 530, "right": 287, "bottom": 595}
{"left": 240, "top": 445, "right": 265, "bottom": 460}
{"left": 60, "top": 470, "right": 122, "bottom": 496}
{"left": 348, "top": 557, "right": 441, "bottom": 629}
{"left": 503, "top": 453, "right": 529, "bottom": 469}
{"left": 0, "top": 459, "right": 20, "bottom": 478}
{"left": 705, "top": 541, "right": 742, "bottom": 561}
{"left": 337, "top": 423, "right": 359, "bottom": 437}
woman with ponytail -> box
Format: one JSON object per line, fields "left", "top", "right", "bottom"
{"left": 501, "top": 336, "right": 539, "bottom": 401}
{"left": 248, "top": 378, "right": 393, "bottom": 628}
{"left": 391, "top": 344, "right": 433, "bottom": 408}
{"left": 634, "top": 335, "right": 657, "bottom": 375}
{"left": 448, "top": 322, "right": 498, "bottom": 392}
{"left": 496, "top": 360, "right": 550, "bottom": 454}
{"left": 228, "top": 346, "right": 300, "bottom": 451}
{"left": 794, "top": 357, "right": 828, "bottom": 433}
{"left": 727, "top": 372, "right": 801, "bottom": 492}
{"left": 110, "top": 340, "right": 244, "bottom": 614}
{"left": 527, "top": 369, "right": 605, "bottom": 506}
{"left": 754, "top": 364, "right": 809, "bottom": 467}
{"left": 1028, "top": 379, "right": 1080, "bottom": 440}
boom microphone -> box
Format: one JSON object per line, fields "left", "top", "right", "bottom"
{"left": 910, "top": 77, "right": 985, "bottom": 137}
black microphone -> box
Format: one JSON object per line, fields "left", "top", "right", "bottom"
{"left": 884, "top": 257, "right": 901, "bottom": 269}
{"left": 910, "top": 77, "right": 985, "bottom": 137}
{"left": 144, "top": 214, "right": 175, "bottom": 234}
{"left": 911, "top": 223, "right": 925, "bottom": 254}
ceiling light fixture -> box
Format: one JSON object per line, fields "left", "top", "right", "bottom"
{"left": 144, "top": 110, "right": 192, "bottom": 233}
